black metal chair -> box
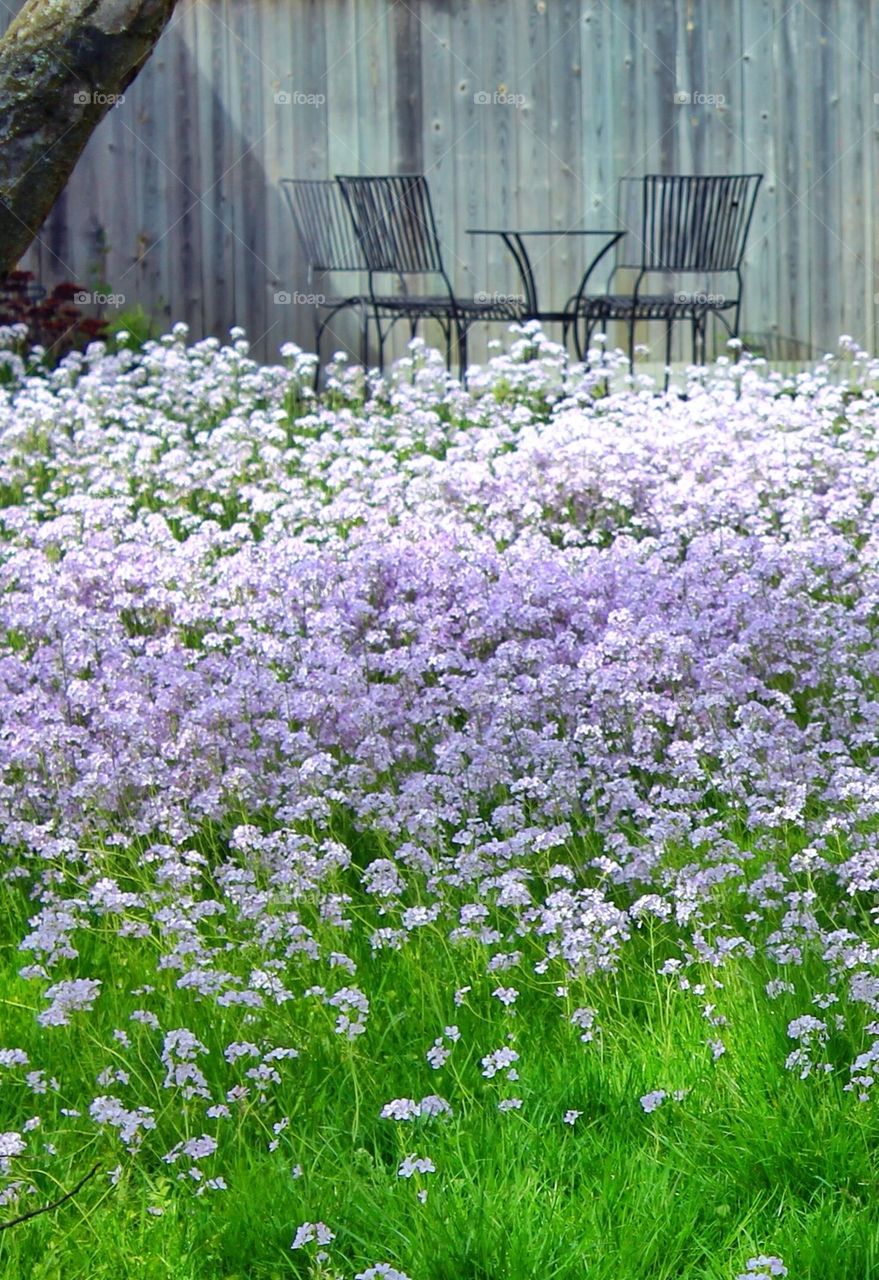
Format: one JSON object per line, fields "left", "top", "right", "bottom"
{"left": 568, "top": 173, "right": 763, "bottom": 381}
{"left": 336, "top": 174, "right": 523, "bottom": 377}
{"left": 279, "top": 178, "right": 371, "bottom": 379}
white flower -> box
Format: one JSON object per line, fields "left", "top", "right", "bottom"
{"left": 397, "top": 1154, "right": 436, "bottom": 1178}
{"left": 492, "top": 986, "right": 519, "bottom": 1006}
{"left": 38, "top": 978, "right": 102, "bottom": 1027}
{"left": 736, "top": 1257, "right": 788, "bottom": 1280}
{"left": 480, "top": 1047, "right": 519, "bottom": 1079}
{"left": 356, "top": 1266, "right": 412, "bottom": 1280}
{"left": 291, "top": 1221, "right": 335, "bottom": 1249}
{"left": 0, "top": 1050, "right": 28, "bottom": 1068}
{"left": 0, "top": 1133, "right": 25, "bottom": 1157}
{"left": 418, "top": 1094, "right": 452, "bottom": 1118}
{"left": 426, "top": 1039, "right": 450, "bottom": 1069}
{"left": 182, "top": 1134, "right": 217, "bottom": 1160}
{"left": 380, "top": 1098, "right": 419, "bottom": 1121}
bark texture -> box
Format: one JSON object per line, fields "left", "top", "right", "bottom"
{"left": 0, "top": 0, "right": 181, "bottom": 278}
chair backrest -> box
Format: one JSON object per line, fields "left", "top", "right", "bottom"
{"left": 615, "top": 174, "right": 762, "bottom": 273}
{"left": 641, "top": 174, "right": 762, "bottom": 271}
{"left": 336, "top": 175, "right": 446, "bottom": 275}
{"left": 280, "top": 178, "right": 367, "bottom": 272}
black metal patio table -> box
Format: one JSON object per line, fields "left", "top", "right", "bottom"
{"left": 466, "top": 227, "right": 625, "bottom": 351}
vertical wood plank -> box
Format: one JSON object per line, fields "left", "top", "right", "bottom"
{"left": 132, "top": 0, "right": 170, "bottom": 331}
{"left": 261, "top": 0, "right": 292, "bottom": 355}
{"left": 194, "top": 0, "right": 238, "bottom": 344}
{"left": 775, "top": 0, "right": 808, "bottom": 351}
{"left": 545, "top": 0, "right": 585, "bottom": 336}
{"left": 834, "top": 0, "right": 870, "bottom": 350}
{"left": 516, "top": 0, "right": 552, "bottom": 333}
{"left": 323, "top": 0, "right": 362, "bottom": 360}
{"left": 478, "top": 0, "right": 517, "bottom": 335}
{"left": 446, "top": 0, "right": 489, "bottom": 361}
{"left": 807, "top": 0, "right": 836, "bottom": 354}
{"left": 290, "top": 0, "right": 330, "bottom": 353}
{"left": 417, "top": 0, "right": 455, "bottom": 364}
{"left": 739, "top": 0, "right": 776, "bottom": 355}
{"left": 169, "top": 0, "right": 204, "bottom": 341}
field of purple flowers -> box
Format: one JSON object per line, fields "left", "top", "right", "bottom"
{"left": 0, "top": 322, "right": 878, "bottom": 1278}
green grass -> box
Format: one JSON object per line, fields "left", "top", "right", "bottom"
{"left": 1, "top": 828, "right": 878, "bottom": 1279}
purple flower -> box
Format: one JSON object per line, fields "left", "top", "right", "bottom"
{"left": 38, "top": 979, "right": 101, "bottom": 1027}
{"left": 291, "top": 1221, "right": 335, "bottom": 1249}
{"left": 397, "top": 1154, "right": 436, "bottom": 1178}
{"left": 0, "top": 1133, "right": 25, "bottom": 1157}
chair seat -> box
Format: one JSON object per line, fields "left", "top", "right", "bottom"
{"left": 370, "top": 294, "right": 523, "bottom": 321}
{"left": 576, "top": 292, "right": 735, "bottom": 320}
{"left": 319, "top": 294, "right": 369, "bottom": 308}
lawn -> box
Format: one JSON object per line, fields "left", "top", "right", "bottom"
{"left": 0, "top": 322, "right": 877, "bottom": 1278}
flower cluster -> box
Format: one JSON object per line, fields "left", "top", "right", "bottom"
{"left": 1, "top": 323, "right": 879, "bottom": 1270}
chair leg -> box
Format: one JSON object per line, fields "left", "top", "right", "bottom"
{"left": 578, "top": 315, "right": 594, "bottom": 365}
{"left": 731, "top": 303, "right": 742, "bottom": 365}
{"left": 313, "top": 313, "right": 325, "bottom": 392}
{"left": 627, "top": 317, "right": 636, "bottom": 374}
{"left": 359, "top": 305, "right": 369, "bottom": 369}
{"left": 563, "top": 310, "right": 580, "bottom": 361}
{"left": 457, "top": 322, "right": 469, "bottom": 382}
{"left": 732, "top": 302, "right": 742, "bottom": 339}
{"left": 664, "top": 320, "right": 673, "bottom": 392}
{"left": 581, "top": 320, "right": 593, "bottom": 366}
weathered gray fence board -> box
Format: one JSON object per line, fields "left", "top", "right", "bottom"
{"left": 740, "top": 0, "right": 777, "bottom": 355}
{"left": 0, "top": 0, "right": 875, "bottom": 365}
{"left": 546, "top": 0, "right": 582, "bottom": 323}
{"left": 421, "top": 0, "right": 456, "bottom": 357}
{"left": 836, "top": 0, "right": 870, "bottom": 351}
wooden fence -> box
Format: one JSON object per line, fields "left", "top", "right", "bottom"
{"left": 4, "top": 0, "right": 878, "bottom": 365}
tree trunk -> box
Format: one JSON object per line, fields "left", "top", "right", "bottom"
{"left": 0, "top": 0, "right": 181, "bottom": 280}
